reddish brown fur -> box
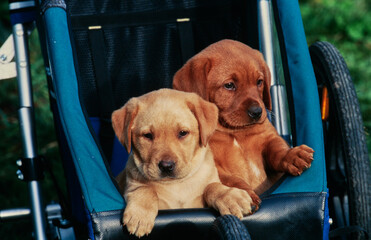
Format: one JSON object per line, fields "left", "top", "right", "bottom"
{"left": 173, "top": 39, "right": 314, "bottom": 206}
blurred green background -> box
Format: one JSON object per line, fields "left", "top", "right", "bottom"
{"left": 0, "top": 0, "right": 370, "bottom": 239}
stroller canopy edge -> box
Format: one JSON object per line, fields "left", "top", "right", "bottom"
{"left": 43, "top": 6, "right": 125, "bottom": 213}
{"left": 272, "top": 0, "right": 326, "bottom": 194}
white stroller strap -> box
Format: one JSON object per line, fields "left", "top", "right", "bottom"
{"left": 0, "top": 34, "right": 17, "bottom": 80}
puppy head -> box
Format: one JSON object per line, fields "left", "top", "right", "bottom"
{"left": 112, "top": 89, "right": 218, "bottom": 181}
{"left": 173, "top": 39, "right": 271, "bottom": 129}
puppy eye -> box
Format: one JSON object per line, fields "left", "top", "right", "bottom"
{"left": 143, "top": 133, "right": 153, "bottom": 140}
{"left": 224, "top": 82, "right": 236, "bottom": 91}
{"left": 257, "top": 79, "right": 264, "bottom": 87}
{"left": 178, "top": 130, "right": 189, "bottom": 139}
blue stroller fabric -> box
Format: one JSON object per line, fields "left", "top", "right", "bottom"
{"left": 43, "top": 7, "right": 125, "bottom": 213}
{"left": 272, "top": 0, "right": 326, "bottom": 194}
{"left": 89, "top": 117, "right": 128, "bottom": 177}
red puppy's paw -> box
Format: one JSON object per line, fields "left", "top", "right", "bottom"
{"left": 282, "top": 145, "right": 314, "bottom": 176}
{"left": 245, "top": 189, "right": 261, "bottom": 212}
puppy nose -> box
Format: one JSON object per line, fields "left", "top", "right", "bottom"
{"left": 247, "top": 106, "right": 262, "bottom": 120}
{"left": 158, "top": 160, "right": 175, "bottom": 174}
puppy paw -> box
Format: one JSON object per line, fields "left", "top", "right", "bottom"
{"left": 123, "top": 205, "right": 157, "bottom": 238}
{"left": 245, "top": 189, "right": 261, "bottom": 212}
{"left": 282, "top": 144, "right": 314, "bottom": 176}
{"left": 214, "top": 187, "right": 256, "bottom": 219}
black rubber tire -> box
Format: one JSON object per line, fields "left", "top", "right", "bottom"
{"left": 208, "top": 215, "right": 251, "bottom": 240}
{"left": 309, "top": 41, "right": 371, "bottom": 239}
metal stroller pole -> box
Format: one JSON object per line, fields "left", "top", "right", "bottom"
{"left": 258, "top": 0, "right": 291, "bottom": 143}
{"left": 13, "top": 22, "right": 47, "bottom": 240}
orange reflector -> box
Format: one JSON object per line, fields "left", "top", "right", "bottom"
{"left": 321, "top": 87, "right": 329, "bottom": 121}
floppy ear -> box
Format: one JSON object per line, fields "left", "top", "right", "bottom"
{"left": 186, "top": 95, "right": 218, "bottom": 147}
{"left": 111, "top": 98, "right": 139, "bottom": 153}
{"left": 173, "top": 57, "right": 211, "bottom": 100}
{"left": 263, "top": 64, "right": 272, "bottom": 111}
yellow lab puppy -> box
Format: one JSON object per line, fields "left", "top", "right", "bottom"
{"left": 112, "top": 89, "right": 253, "bottom": 237}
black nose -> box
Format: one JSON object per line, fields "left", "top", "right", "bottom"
{"left": 158, "top": 160, "right": 175, "bottom": 175}
{"left": 247, "top": 106, "right": 262, "bottom": 120}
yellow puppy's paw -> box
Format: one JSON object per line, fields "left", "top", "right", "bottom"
{"left": 214, "top": 187, "right": 254, "bottom": 219}
{"left": 123, "top": 206, "right": 157, "bottom": 238}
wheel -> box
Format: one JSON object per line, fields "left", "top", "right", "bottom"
{"left": 310, "top": 41, "right": 371, "bottom": 239}
{"left": 208, "top": 215, "right": 251, "bottom": 240}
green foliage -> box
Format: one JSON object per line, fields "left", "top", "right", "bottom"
{"left": 300, "top": 0, "right": 371, "bottom": 154}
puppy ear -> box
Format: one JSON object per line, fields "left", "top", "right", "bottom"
{"left": 173, "top": 57, "right": 211, "bottom": 100}
{"left": 263, "top": 64, "right": 272, "bottom": 111}
{"left": 111, "top": 98, "right": 139, "bottom": 153}
{"left": 186, "top": 95, "right": 218, "bottom": 147}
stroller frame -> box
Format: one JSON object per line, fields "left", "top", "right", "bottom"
{"left": 1, "top": 0, "right": 370, "bottom": 239}
{"left": 12, "top": 21, "right": 48, "bottom": 240}
{"left": 1, "top": 1, "right": 74, "bottom": 240}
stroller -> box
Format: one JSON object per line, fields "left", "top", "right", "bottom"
{"left": 1, "top": 0, "right": 370, "bottom": 239}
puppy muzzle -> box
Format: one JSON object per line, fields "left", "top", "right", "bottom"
{"left": 247, "top": 105, "right": 262, "bottom": 120}
{"left": 158, "top": 160, "right": 176, "bottom": 177}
